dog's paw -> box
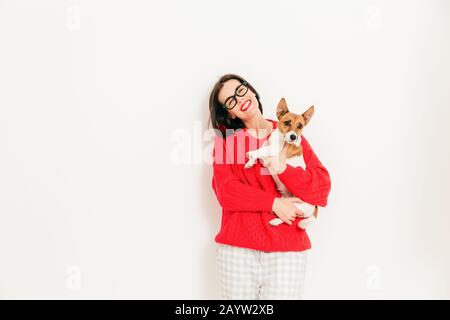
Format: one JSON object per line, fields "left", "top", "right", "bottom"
{"left": 298, "top": 217, "right": 315, "bottom": 229}
{"left": 244, "top": 161, "right": 255, "bottom": 169}
{"left": 246, "top": 151, "right": 256, "bottom": 159}
{"left": 269, "top": 218, "right": 283, "bottom": 226}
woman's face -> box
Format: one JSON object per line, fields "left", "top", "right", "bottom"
{"left": 217, "top": 79, "right": 260, "bottom": 121}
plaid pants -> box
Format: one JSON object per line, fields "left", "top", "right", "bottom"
{"left": 216, "top": 243, "right": 308, "bottom": 300}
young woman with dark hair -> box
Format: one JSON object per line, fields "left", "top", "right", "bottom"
{"left": 209, "top": 74, "right": 331, "bottom": 299}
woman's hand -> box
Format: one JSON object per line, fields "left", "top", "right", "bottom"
{"left": 271, "top": 197, "right": 304, "bottom": 225}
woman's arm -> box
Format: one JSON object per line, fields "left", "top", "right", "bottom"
{"left": 211, "top": 135, "right": 277, "bottom": 212}
{"left": 276, "top": 136, "right": 331, "bottom": 206}
{"left": 212, "top": 160, "right": 277, "bottom": 212}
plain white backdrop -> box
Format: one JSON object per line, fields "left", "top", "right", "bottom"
{"left": 0, "top": 0, "right": 449, "bottom": 299}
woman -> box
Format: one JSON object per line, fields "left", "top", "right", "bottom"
{"left": 209, "top": 74, "right": 331, "bottom": 299}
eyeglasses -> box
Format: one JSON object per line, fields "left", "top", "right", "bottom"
{"left": 222, "top": 81, "right": 249, "bottom": 110}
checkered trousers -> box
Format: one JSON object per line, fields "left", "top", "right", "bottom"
{"left": 216, "top": 243, "right": 308, "bottom": 300}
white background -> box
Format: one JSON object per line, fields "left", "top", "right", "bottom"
{"left": 1, "top": 0, "right": 449, "bottom": 299}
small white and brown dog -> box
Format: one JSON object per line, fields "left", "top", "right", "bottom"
{"left": 245, "top": 98, "right": 318, "bottom": 229}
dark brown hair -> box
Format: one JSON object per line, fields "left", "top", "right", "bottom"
{"left": 208, "top": 74, "right": 263, "bottom": 137}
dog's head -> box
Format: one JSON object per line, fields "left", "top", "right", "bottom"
{"left": 276, "top": 98, "right": 314, "bottom": 146}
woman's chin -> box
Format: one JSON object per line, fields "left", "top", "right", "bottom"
{"left": 241, "top": 106, "right": 259, "bottom": 119}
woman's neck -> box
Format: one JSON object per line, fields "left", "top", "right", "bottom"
{"left": 243, "top": 115, "right": 272, "bottom": 138}
{"left": 243, "top": 115, "right": 271, "bottom": 130}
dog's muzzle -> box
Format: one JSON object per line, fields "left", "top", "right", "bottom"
{"left": 285, "top": 131, "right": 298, "bottom": 144}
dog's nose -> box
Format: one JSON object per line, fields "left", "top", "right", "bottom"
{"left": 290, "top": 134, "right": 297, "bottom": 141}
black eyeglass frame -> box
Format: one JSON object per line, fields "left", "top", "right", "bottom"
{"left": 222, "top": 81, "right": 249, "bottom": 110}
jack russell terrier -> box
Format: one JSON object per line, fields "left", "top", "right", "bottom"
{"left": 245, "top": 98, "right": 318, "bottom": 229}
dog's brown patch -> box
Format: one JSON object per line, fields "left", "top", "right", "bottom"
{"left": 285, "top": 143, "right": 303, "bottom": 158}
{"left": 313, "top": 206, "right": 318, "bottom": 218}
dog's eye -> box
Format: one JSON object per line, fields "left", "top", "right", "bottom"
{"left": 283, "top": 121, "right": 291, "bottom": 126}
{"left": 297, "top": 124, "right": 303, "bottom": 129}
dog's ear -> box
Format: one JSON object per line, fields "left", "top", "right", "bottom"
{"left": 302, "top": 105, "right": 315, "bottom": 125}
{"left": 276, "top": 98, "right": 289, "bottom": 119}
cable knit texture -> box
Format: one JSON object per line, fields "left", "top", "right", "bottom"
{"left": 211, "top": 119, "right": 331, "bottom": 252}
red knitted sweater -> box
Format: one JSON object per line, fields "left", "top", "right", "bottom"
{"left": 211, "top": 119, "right": 331, "bottom": 252}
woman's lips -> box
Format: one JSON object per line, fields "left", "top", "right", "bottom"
{"left": 240, "top": 99, "right": 252, "bottom": 112}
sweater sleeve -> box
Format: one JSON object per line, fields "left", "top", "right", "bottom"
{"left": 277, "top": 135, "right": 331, "bottom": 207}
{"left": 212, "top": 163, "right": 276, "bottom": 212}
{"left": 211, "top": 136, "right": 276, "bottom": 212}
